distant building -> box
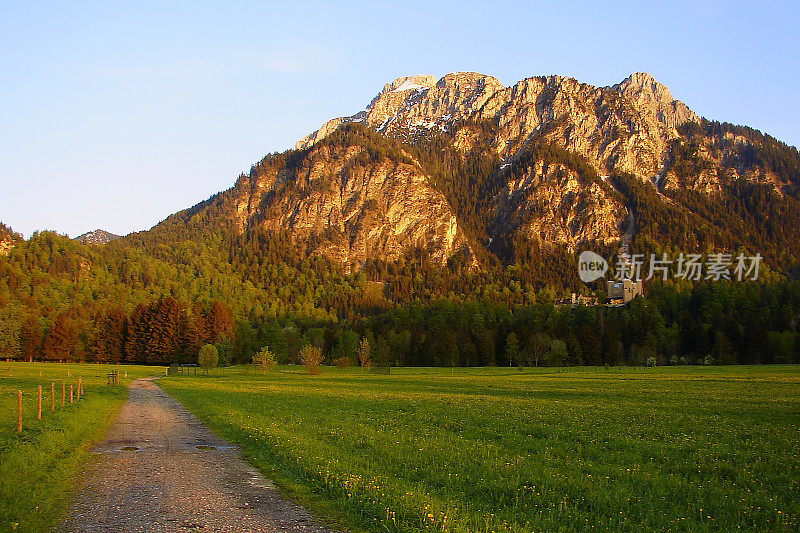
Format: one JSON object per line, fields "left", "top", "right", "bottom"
{"left": 571, "top": 293, "right": 599, "bottom": 307}
{"left": 555, "top": 293, "right": 599, "bottom": 307}
{"left": 606, "top": 279, "right": 643, "bottom": 305}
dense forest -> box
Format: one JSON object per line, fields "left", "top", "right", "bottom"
{"left": 2, "top": 118, "right": 800, "bottom": 368}
{"left": 1, "top": 227, "right": 798, "bottom": 368}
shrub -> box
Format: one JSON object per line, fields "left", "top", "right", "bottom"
{"left": 215, "top": 337, "right": 232, "bottom": 367}
{"left": 332, "top": 356, "right": 351, "bottom": 368}
{"left": 252, "top": 346, "right": 277, "bottom": 373}
{"left": 645, "top": 356, "right": 657, "bottom": 367}
{"left": 198, "top": 344, "right": 219, "bottom": 373}
{"left": 357, "top": 338, "right": 372, "bottom": 370}
{"left": 299, "top": 345, "right": 324, "bottom": 374}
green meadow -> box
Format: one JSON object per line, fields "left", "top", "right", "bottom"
{"left": 161, "top": 366, "right": 800, "bottom": 532}
{"left": 0, "top": 362, "right": 153, "bottom": 531}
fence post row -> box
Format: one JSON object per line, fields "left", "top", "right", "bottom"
{"left": 13, "top": 377, "right": 86, "bottom": 433}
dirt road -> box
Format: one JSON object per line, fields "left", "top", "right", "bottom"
{"left": 59, "top": 377, "right": 337, "bottom": 532}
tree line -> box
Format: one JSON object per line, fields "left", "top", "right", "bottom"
{"left": 8, "top": 277, "right": 798, "bottom": 369}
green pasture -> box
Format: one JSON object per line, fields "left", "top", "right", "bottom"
{"left": 161, "top": 365, "right": 800, "bottom": 532}
{"left": 0, "top": 362, "right": 154, "bottom": 531}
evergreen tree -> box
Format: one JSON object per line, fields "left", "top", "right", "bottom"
{"left": 19, "top": 316, "right": 42, "bottom": 362}
{"left": 332, "top": 329, "right": 358, "bottom": 365}
{"left": 0, "top": 307, "right": 21, "bottom": 360}
{"left": 95, "top": 306, "right": 126, "bottom": 363}
{"left": 204, "top": 300, "right": 233, "bottom": 344}
{"left": 43, "top": 313, "right": 71, "bottom": 362}
{"left": 505, "top": 332, "right": 519, "bottom": 367}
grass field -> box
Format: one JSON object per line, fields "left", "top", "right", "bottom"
{"left": 0, "top": 362, "right": 155, "bottom": 531}
{"left": 161, "top": 365, "right": 800, "bottom": 532}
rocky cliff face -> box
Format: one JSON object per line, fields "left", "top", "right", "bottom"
{"left": 232, "top": 134, "right": 471, "bottom": 272}
{"left": 0, "top": 223, "right": 19, "bottom": 256}
{"left": 492, "top": 161, "right": 627, "bottom": 251}
{"left": 0, "top": 235, "right": 14, "bottom": 256}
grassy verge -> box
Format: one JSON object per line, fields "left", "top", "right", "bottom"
{"left": 0, "top": 362, "right": 154, "bottom": 531}
{"left": 161, "top": 365, "right": 800, "bottom": 532}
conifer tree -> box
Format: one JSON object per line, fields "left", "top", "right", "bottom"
{"left": 43, "top": 314, "right": 71, "bottom": 362}
{"left": 19, "top": 315, "right": 42, "bottom": 362}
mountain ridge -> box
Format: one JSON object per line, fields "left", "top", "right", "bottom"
{"left": 139, "top": 70, "right": 800, "bottom": 274}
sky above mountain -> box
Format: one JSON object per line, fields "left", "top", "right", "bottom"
{"left": 1, "top": 0, "right": 798, "bottom": 239}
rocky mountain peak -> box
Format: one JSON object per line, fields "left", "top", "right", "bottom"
{"left": 296, "top": 72, "right": 507, "bottom": 150}
{"left": 296, "top": 71, "right": 699, "bottom": 168}
{"left": 612, "top": 72, "right": 698, "bottom": 128}
{"left": 75, "top": 229, "right": 121, "bottom": 245}
{"left": 614, "top": 72, "right": 669, "bottom": 100}
{"left": 379, "top": 75, "right": 437, "bottom": 95}
{"left": 436, "top": 71, "right": 502, "bottom": 89}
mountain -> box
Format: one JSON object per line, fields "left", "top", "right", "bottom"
{"left": 75, "top": 229, "right": 121, "bottom": 245}
{"left": 146, "top": 71, "right": 800, "bottom": 274}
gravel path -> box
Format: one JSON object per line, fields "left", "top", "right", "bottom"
{"left": 59, "top": 377, "right": 338, "bottom": 532}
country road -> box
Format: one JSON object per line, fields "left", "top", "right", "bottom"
{"left": 59, "top": 377, "right": 337, "bottom": 532}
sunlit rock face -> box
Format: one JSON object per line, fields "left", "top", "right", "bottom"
{"left": 168, "top": 70, "right": 790, "bottom": 270}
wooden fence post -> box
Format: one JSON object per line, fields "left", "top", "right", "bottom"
{"left": 62, "top": 381, "right": 65, "bottom": 407}
{"left": 51, "top": 382, "right": 55, "bottom": 413}
{"left": 69, "top": 385, "right": 73, "bottom": 404}
{"left": 17, "top": 390, "right": 22, "bottom": 432}
{"left": 77, "top": 378, "right": 81, "bottom": 401}
{"left": 37, "top": 385, "right": 42, "bottom": 420}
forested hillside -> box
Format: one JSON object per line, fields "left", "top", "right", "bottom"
{"left": 1, "top": 223, "right": 798, "bottom": 368}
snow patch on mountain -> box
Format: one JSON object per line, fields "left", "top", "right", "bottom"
{"left": 390, "top": 80, "right": 429, "bottom": 93}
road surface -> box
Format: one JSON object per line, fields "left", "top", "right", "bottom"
{"left": 59, "top": 377, "right": 337, "bottom": 532}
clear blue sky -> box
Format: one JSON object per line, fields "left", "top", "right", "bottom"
{"left": 1, "top": 1, "right": 798, "bottom": 238}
